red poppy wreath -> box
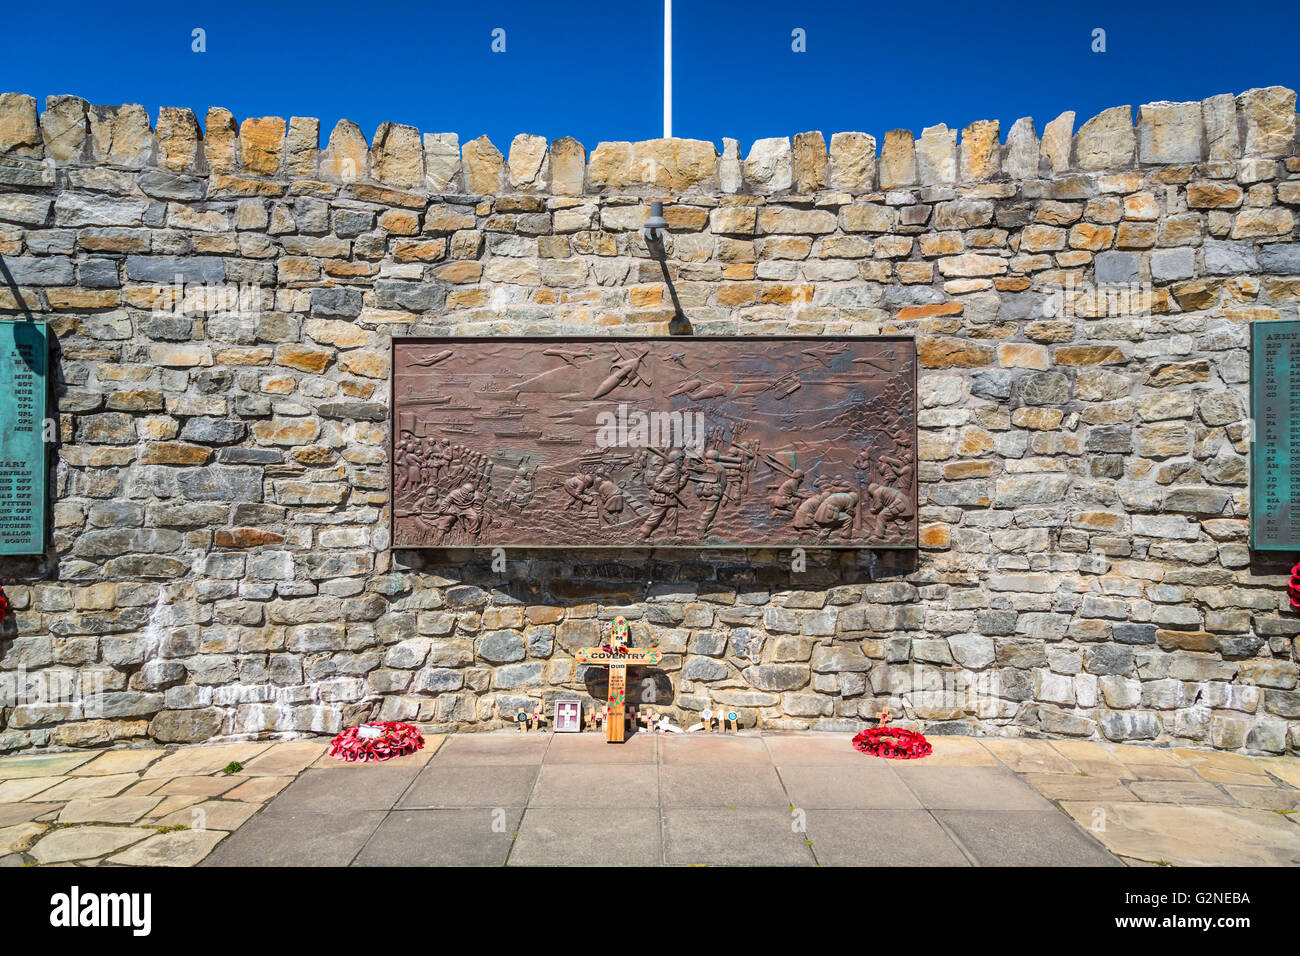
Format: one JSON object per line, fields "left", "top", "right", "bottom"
{"left": 329, "top": 721, "right": 425, "bottom": 763}
{"left": 852, "top": 719, "right": 932, "bottom": 760}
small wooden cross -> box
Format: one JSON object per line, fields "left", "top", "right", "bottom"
{"left": 575, "top": 628, "right": 661, "bottom": 744}
{"left": 877, "top": 707, "right": 892, "bottom": 726}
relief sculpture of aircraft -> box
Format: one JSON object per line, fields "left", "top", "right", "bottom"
{"left": 408, "top": 349, "right": 454, "bottom": 367}
{"left": 542, "top": 347, "right": 594, "bottom": 366}
{"left": 592, "top": 345, "right": 652, "bottom": 399}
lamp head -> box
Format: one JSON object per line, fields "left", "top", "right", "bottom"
{"left": 642, "top": 200, "right": 669, "bottom": 243}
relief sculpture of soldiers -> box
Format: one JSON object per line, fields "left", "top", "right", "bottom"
{"left": 391, "top": 337, "right": 917, "bottom": 548}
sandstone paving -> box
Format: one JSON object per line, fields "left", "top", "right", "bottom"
{"left": 982, "top": 739, "right": 1081, "bottom": 775}
{"left": 142, "top": 794, "right": 205, "bottom": 820}
{"left": 1224, "top": 785, "right": 1300, "bottom": 812}
{"left": 1019, "top": 773, "right": 1135, "bottom": 802}
{"left": 0, "top": 777, "right": 61, "bottom": 802}
{"left": 1103, "top": 744, "right": 1190, "bottom": 767}
{"left": 1253, "top": 757, "right": 1300, "bottom": 790}
{"left": 1122, "top": 764, "right": 1201, "bottom": 781}
{"left": 0, "top": 822, "right": 47, "bottom": 854}
{"left": 1175, "top": 751, "right": 1273, "bottom": 787}
{"left": 153, "top": 799, "right": 262, "bottom": 831}
{"left": 0, "top": 752, "right": 96, "bottom": 779}
{"left": 142, "top": 743, "right": 272, "bottom": 779}
{"left": 149, "top": 775, "right": 243, "bottom": 797}
{"left": 58, "top": 795, "right": 163, "bottom": 824}
{"left": 39, "top": 772, "right": 140, "bottom": 801}
{"left": 1060, "top": 802, "right": 1300, "bottom": 867}
{"left": 29, "top": 825, "right": 151, "bottom": 864}
{"left": 1125, "top": 779, "right": 1238, "bottom": 806}
{"left": 1046, "top": 740, "right": 1134, "bottom": 777}
{"left": 71, "top": 749, "right": 166, "bottom": 776}
{"left": 224, "top": 775, "right": 295, "bottom": 802}
{"left": 110, "top": 830, "right": 226, "bottom": 867}
{"left": 0, "top": 803, "right": 61, "bottom": 827}
{"left": 905, "top": 735, "right": 999, "bottom": 767}
{"left": 240, "top": 741, "right": 328, "bottom": 776}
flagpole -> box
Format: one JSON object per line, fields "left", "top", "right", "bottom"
{"left": 663, "top": 0, "right": 672, "bottom": 138}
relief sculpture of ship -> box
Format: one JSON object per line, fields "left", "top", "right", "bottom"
{"left": 390, "top": 337, "right": 917, "bottom": 549}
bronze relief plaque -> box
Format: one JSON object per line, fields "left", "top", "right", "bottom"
{"left": 390, "top": 336, "right": 917, "bottom": 548}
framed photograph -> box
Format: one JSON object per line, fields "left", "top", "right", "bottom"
{"left": 554, "top": 700, "right": 582, "bottom": 733}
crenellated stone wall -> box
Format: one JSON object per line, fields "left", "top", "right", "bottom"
{"left": 0, "top": 86, "right": 1298, "bottom": 754}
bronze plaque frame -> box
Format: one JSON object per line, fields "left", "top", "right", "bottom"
{"left": 389, "top": 335, "right": 917, "bottom": 549}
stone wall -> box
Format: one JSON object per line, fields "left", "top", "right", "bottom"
{"left": 0, "top": 86, "right": 1298, "bottom": 754}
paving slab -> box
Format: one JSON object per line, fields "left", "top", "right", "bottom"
{"left": 911, "top": 736, "right": 999, "bottom": 767}
{"left": 397, "top": 764, "right": 538, "bottom": 809}
{"left": 1224, "top": 785, "right": 1300, "bottom": 812}
{"left": 763, "top": 734, "right": 865, "bottom": 766}
{"left": 1047, "top": 740, "right": 1135, "bottom": 777}
{"left": 150, "top": 776, "right": 242, "bottom": 798}
{"left": 983, "top": 739, "right": 1080, "bottom": 774}
{"left": 1127, "top": 779, "right": 1236, "bottom": 806}
{"left": 58, "top": 795, "right": 162, "bottom": 824}
{"left": 427, "top": 734, "right": 548, "bottom": 766}
{"left": 30, "top": 825, "right": 151, "bottom": 864}
{"left": 141, "top": 794, "right": 205, "bottom": 821}
{"left": 803, "top": 810, "right": 972, "bottom": 866}
{"left": 111, "top": 830, "right": 227, "bottom": 867}
{"left": 0, "top": 777, "right": 61, "bottom": 802}
{"left": 1020, "top": 773, "right": 1136, "bottom": 803}
{"left": 893, "top": 765, "right": 1055, "bottom": 811}
{"left": 0, "top": 822, "right": 47, "bottom": 854}
{"left": 659, "top": 735, "right": 771, "bottom": 766}
{"left": 224, "top": 775, "right": 295, "bottom": 802}
{"left": 204, "top": 810, "right": 386, "bottom": 867}
{"left": 355, "top": 808, "right": 523, "bottom": 867}
{"left": 936, "top": 810, "right": 1121, "bottom": 866}
{"left": 510, "top": 807, "right": 660, "bottom": 866}
{"left": 544, "top": 732, "right": 656, "bottom": 765}
{"left": 37, "top": 773, "right": 139, "bottom": 801}
{"left": 1253, "top": 757, "right": 1300, "bottom": 789}
{"left": 272, "top": 766, "right": 421, "bottom": 813}
{"left": 530, "top": 764, "right": 658, "bottom": 807}
{"left": 1123, "top": 763, "right": 1200, "bottom": 781}
{"left": 239, "top": 741, "right": 329, "bottom": 776}
{"left": 779, "top": 763, "right": 923, "bottom": 810}
{"left": 0, "top": 752, "right": 96, "bottom": 779}
{"left": 0, "top": 802, "right": 61, "bottom": 827}
{"left": 658, "top": 765, "right": 789, "bottom": 807}
{"left": 1102, "top": 743, "right": 1188, "bottom": 766}
{"left": 1174, "top": 748, "right": 1271, "bottom": 786}
{"left": 1060, "top": 801, "right": 1300, "bottom": 866}
{"left": 142, "top": 743, "right": 271, "bottom": 779}
{"left": 71, "top": 749, "right": 166, "bottom": 776}
{"left": 154, "top": 800, "right": 263, "bottom": 831}
{"left": 663, "top": 807, "right": 816, "bottom": 866}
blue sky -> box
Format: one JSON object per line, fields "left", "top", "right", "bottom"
{"left": 2, "top": 0, "right": 1297, "bottom": 153}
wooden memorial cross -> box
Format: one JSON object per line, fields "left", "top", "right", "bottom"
{"left": 575, "top": 617, "right": 662, "bottom": 743}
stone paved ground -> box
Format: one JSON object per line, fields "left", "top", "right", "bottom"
{"left": 1, "top": 733, "right": 1297, "bottom": 866}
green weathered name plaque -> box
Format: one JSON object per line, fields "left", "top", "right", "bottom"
{"left": 1250, "top": 319, "right": 1300, "bottom": 551}
{"left": 0, "top": 320, "right": 47, "bottom": 555}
